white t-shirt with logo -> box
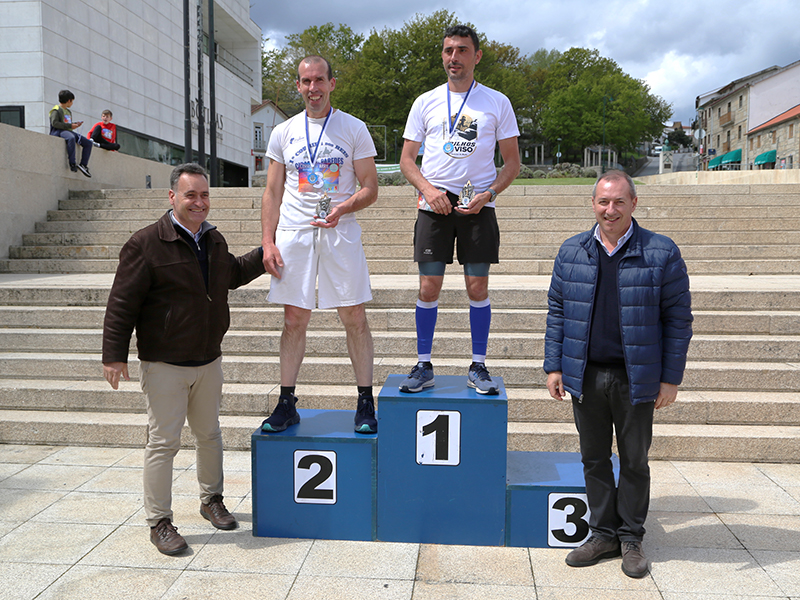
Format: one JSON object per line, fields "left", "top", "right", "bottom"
{"left": 267, "top": 109, "right": 377, "bottom": 230}
{"left": 403, "top": 82, "right": 519, "bottom": 211}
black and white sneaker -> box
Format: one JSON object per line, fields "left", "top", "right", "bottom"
{"left": 261, "top": 394, "right": 300, "bottom": 432}
{"left": 354, "top": 394, "right": 377, "bottom": 434}
{"left": 77, "top": 164, "right": 91, "bottom": 178}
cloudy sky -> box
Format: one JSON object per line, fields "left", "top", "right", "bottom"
{"left": 249, "top": 0, "right": 800, "bottom": 125}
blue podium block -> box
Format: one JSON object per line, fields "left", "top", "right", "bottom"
{"left": 376, "top": 375, "right": 508, "bottom": 546}
{"left": 505, "top": 451, "right": 619, "bottom": 548}
{"left": 251, "top": 409, "right": 377, "bottom": 541}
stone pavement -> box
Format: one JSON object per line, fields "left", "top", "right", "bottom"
{"left": 2, "top": 443, "right": 800, "bottom": 600}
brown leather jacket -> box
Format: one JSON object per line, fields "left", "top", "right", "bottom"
{"left": 102, "top": 211, "right": 265, "bottom": 364}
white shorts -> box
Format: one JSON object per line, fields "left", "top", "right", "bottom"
{"left": 268, "top": 221, "right": 372, "bottom": 310}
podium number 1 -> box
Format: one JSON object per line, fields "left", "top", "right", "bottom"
{"left": 294, "top": 450, "right": 336, "bottom": 504}
{"left": 416, "top": 410, "right": 461, "bottom": 466}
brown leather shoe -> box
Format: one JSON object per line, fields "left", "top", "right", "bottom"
{"left": 200, "top": 494, "right": 237, "bottom": 530}
{"left": 565, "top": 535, "right": 621, "bottom": 567}
{"left": 150, "top": 518, "right": 188, "bottom": 555}
{"left": 621, "top": 540, "right": 649, "bottom": 578}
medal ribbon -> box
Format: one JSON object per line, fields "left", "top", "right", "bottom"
{"left": 304, "top": 107, "right": 333, "bottom": 173}
{"left": 446, "top": 80, "right": 476, "bottom": 139}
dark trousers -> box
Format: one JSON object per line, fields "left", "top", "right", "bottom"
{"left": 51, "top": 129, "right": 93, "bottom": 167}
{"left": 572, "top": 363, "right": 654, "bottom": 542}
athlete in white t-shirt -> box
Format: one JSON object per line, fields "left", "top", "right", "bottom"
{"left": 260, "top": 55, "right": 379, "bottom": 434}
{"left": 399, "top": 25, "right": 520, "bottom": 396}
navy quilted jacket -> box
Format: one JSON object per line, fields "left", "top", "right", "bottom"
{"left": 544, "top": 219, "right": 693, "bottom": 404}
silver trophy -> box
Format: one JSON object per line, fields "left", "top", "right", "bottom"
{"left": 459, "top": 180, "right": 474, "bottom": 208}
{"left": 316, "top": 191, "right": 331, "bottom": 220}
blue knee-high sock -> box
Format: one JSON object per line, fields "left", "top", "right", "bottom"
{"left": 470, "top": 298, "right": 491, "bottom": 363}
{"left": 416, "top": 299, "right": 438, "bottom": 363}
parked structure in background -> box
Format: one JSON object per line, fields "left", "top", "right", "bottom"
{"left": 696, "top": 60, "right": 800, "bottom": 171}
{"left": 0, "top": 0, "right": 262, "bottom": 186}
{"left": 250, "top": 99, "right": 289, "bottom": 184}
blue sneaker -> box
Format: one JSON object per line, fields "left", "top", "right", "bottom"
{"left": 261, "top": 394, "right": 300, "bottom": 432}
{"left": 399, "top": 362, "right": 434, "bottom": 393}
{"left": 354, "top": 394, "right": 377, "bottom": 434}
{"left": 467, "top": 362, "right": 499, "bottom": 395}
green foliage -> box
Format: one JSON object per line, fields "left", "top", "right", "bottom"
{"left": 261, "top": 24, "right": 366, "bottom": 116}
{"left": 667, "top": 128, "right": 693, "bottom": 148}
{"left": 539, "top": 48, "right": 672, "bottom": 158}
{"left": 517, "top": 164, "right": 536, "bottom": 179}
{"left": 532, "top": 169, "right": 546, "bottom": 179}
{"left": 260, "top": 16, "right": 672, "bottom": 161}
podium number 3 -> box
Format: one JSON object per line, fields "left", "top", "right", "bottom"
{"left": 416, "top": 410, "right": 461, "bottom": 466}
{"left": 294, "top": 450, "right": 336, "bottom": 504}
{"left": 547, "top": 493, "right": 591, "bottom": 547}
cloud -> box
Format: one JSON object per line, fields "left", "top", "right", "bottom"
{"left": 249, "top": 0, "right": 800, "bottom": 126}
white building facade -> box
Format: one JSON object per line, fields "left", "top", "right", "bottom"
{"left": 0, "top": 0, "right": 261, "bottom": 185}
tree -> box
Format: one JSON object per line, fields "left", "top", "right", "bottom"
{"left": 539, "top": 48, "right": 672, "bottom": 161}
{"left": 261, "top": 24, "right": 365, "bottom": 116}
{"left": 667, "top": 128, "right": 693, "bottom": 149}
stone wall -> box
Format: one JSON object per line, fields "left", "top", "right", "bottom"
{"left": 0, "top": 123, "right": 173, "bottom": 259}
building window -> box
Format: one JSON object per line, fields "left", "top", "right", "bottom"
{"left": 718, "top": 108, "right": 721, "bottom": 118}
{"left": 757, "top": 135, "right": 761, "bottom": 148}
{"left": 255, "top": 156, "right": 264, "bottom": 171}
{"left": 772, "top": 131, "right": 776, "bottom": 144}
{"left": 750, "top": 138, "right": 754, "bottom": 151}
{"left": 0, "top": 105, "right": 25, "bottom": 128}
{"left": 789, "top": 155, "right": 794, "bottom": 169}
{"left": 727, "top": 101, "right": 731, "bottom": 113}
{"left": 717, "top": 135, "right": 720, "bottom": 148}
{"left": 738, "top": 125, "right": 742, "bottom": 139}
{"left": 790, "top": 124, "right": 794, "bottom": 139}
{"left": 739, "top": 95, "right": 743, "bottom": 108}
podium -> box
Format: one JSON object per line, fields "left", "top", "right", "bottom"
{"left": 376, "top": 375, "right": 508, "bottom": 546}
{"left": 251, "top": 376, "right": 602, "bottom": 548}
{"left": 251, "top": 409, "right": 377, "bottom": 541}
{"left": 505, "top": 451, "right": 619, "bottom": 548}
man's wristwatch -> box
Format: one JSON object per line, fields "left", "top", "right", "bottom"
{"left": 486, "top": 188, "right": 497, "bottom": 202}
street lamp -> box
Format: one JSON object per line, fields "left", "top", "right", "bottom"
{"left": 556, "top": 137, "right": 562, "bottom": 164}
{"left": 393, "top": 129, "right": 399, "bottom": 165}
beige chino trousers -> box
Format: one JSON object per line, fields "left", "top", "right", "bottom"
{"left": 140, "top": 357, "right": 224, "bottom": 527}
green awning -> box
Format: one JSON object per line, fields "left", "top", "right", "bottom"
{"left": 754, "top": 149, "right": 777, "bottom": 165}
{"left": 708, "top": 155, "right": 722, "bottom": 169}
{"left": 721, "top": 148, "right": 742, "bottom": 164}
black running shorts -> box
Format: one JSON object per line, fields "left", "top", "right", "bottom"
{"left": 413, "top": 203, "right": 500, "bottom": 265}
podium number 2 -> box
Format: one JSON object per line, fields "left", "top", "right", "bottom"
{"left": 416, "top": 410, "right": 461, "bottom": 466}
{"left": 547, "top": 493, "right": 591, "bottom": 547}
{"left": 294, "top": 450, "right": 336, "bottom": 504}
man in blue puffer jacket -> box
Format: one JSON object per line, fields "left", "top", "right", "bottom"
{"left": 544, "top": 170, "right": 692, "bottom": 578}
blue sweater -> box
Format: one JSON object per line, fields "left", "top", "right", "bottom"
{"left": 544, "top": 219, "right": 693, "bottom": 404}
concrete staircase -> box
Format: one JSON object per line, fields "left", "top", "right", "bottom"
{"left": 1, "top": 183, "right": 799, "bottom": 462}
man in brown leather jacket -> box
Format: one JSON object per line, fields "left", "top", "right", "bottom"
{"left": 102, "top": 163, "right": 265, "bottom": 555}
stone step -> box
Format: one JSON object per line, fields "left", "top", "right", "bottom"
{"left": 11, "top": 376, "right": 800, "bottom": 425}
{"left": 1, "top": 408, "right": 797, "bottom": 462}
{"left": 2, "top": 305, "right": 798, "bottom": 335}
{"left": 4, "top": 256, "right": 800, "bottom": 276}
{"left": 39, "top": 205, "right": 800, "bottom": 233}
{"left": 19, "top": 229, "right": 800, "bottom": 249}
{"left": 2, "top": 277, "right": 800, "bottom": 311}
{"left": 1, "top": 353, "right": 798, "bottom": 391}
{"left": 1, "top": 379, "right": 797, "bottom": 426}
{"left": 507, "top": 422, "right": 800, "bottom": 463}
{"left": 12, "top": 242, "right": 800, "bottom": 262}
{"left": 1, "top": 329, "right": 798, "bottom": 362}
